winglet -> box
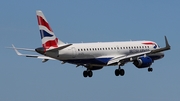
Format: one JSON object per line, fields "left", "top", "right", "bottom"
{"left": 165, "top": 36, "right": 171, "bottom": 49}
{"left": 150, "top": 36, "right": 171, "bottom": 54}
{"left": 12, "top": 44, "right": 22, "bottom": 55}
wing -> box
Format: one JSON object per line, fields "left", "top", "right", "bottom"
{"left": 107, "top": 36, "right": 171, "bottom": 65}
{"left": 11, "top": 44, "right": 56, "bottom": 62}
{"left": 107, "top": 51, "right": 150, "bottom": 65}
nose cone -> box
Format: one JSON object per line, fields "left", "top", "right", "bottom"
{"left": 35, "top": 47, "right": 45, "bottom": 54}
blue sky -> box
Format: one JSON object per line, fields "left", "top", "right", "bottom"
{"left": 1, "top": 0, "right": 179, "bottom": 101}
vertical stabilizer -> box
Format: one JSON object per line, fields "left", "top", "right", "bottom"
{"left": 36, "top": 10, "right": 64, "bottom": 50}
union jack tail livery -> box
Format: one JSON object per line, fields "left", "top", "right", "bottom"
{"left": 36, "top": 10, "right": 64, "bottom": 50}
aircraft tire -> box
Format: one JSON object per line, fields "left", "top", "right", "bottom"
{"left": 148, "top": 68, "right": 153, "bottom": 72}
{"left": 115, "top": 69, "right": 120, "bottom": 76}
{"left": 119, "top": 69, "right": 125, "bottom": 76}
{"left": 88, "top": 71, "right": 93, "bottom": 77}
{"left": 83, "top": 71, "right": 88, "bottom": 77}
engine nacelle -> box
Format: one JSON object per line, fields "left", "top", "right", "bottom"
{"left": 133, "top": 56, "right": 153, "bottom": 68}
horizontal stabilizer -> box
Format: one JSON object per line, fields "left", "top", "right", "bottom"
{"left": 11, "top": 44, "right": 56, "bottom": 60}
{"left": 7, "top": 46, "right": 35, "bottom": 52}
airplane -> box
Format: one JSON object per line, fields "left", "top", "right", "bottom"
{"left": 10, "top": 10, "right": 171, "bottom": 78}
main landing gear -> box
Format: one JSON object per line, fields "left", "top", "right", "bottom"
{"left": 115, "top": 66, "right": 125, "bottom": 76}
{"left": 83, "top": 70, "right": 93, "bottom": 77}
{"left": 82, "top": 66, "right": 153, "bottom": 77}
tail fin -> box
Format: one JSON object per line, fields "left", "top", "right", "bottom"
{"left": 36, "top": 10, "right": 64, "bottom": 50}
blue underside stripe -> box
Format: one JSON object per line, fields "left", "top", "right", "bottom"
{"left": 64, "top": 58, "right": 112, "bottom": 65}
{"left": 64, "top": 56, "right": 161, "bottom": 65}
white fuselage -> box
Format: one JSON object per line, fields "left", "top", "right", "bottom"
{"left": 45, "top": 40, "right": 164, "bottom": 66}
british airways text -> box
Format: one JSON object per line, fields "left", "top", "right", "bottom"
{"left": 129, "top": 49, "right": 150, "bottom": 54}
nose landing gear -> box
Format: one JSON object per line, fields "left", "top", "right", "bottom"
{"left": 148, "top": 67, "right": 153, "bottom": 72}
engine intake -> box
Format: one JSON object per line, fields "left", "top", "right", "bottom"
{"left": 133, "top": 56, "right": 153, "bottom": 68}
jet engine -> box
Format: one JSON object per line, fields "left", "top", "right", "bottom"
{"left": 133, "top": 56, "right": 153, "bottom": 68}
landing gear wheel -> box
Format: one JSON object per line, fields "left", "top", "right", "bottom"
{"left": 119, "top": 69, "right": 125, "bottom": 76}
{"left": 83, "top": 70, "right": 93, "bottom": 77}
{"left": 148, "top": 68, "right": 153, "bottom": 72}
{"left": 83, "top": 71, "right": 88, "bottom": 77}
{"left": 114, "top": 69, "right": 125, "bottom": 76}
{"left": 115, "top": 69, "right": 120, "bottom": 76}
{"left": 88, "top": 71, "right": 93, "bottom": 77}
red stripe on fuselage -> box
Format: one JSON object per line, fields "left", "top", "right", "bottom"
{"left": 142, "top": 42, "right": 155, "bottom": 45}
{"left": 37, "top": 16, "right": 53, "bottom": 32}
{"left": 43, "top": 38, "right": 58, "bottom": 49}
